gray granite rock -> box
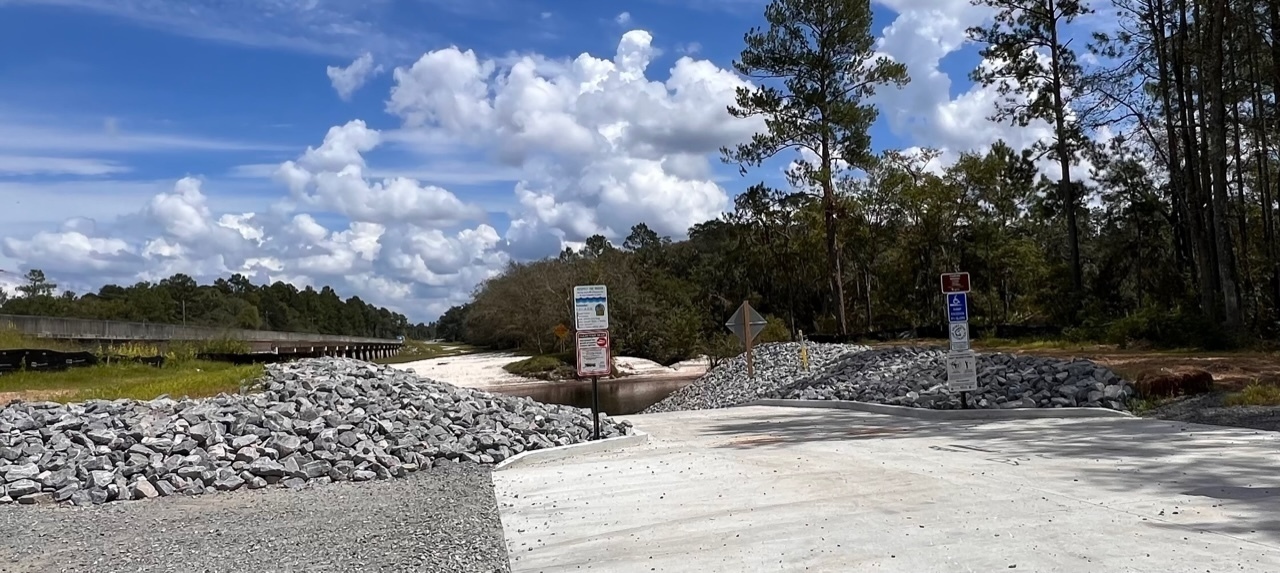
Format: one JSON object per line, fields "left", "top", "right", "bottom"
{"left": 0, "top": 357, "right": 631, "bottom": 506}
{"left": 644, "top": 342, "right": 869, "bottom": 413}
{"left": 647, "top": 344, "right": 1134, "bottom": 414}
{"left": 772, "top": 346, "right": 1133, "bottom": 412}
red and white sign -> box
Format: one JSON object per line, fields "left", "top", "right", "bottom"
{"left": 940, "top": 272, "right": 971, "bottom": 293}
{"left": 576, "top": 330, "right": 611, "bottom": 377}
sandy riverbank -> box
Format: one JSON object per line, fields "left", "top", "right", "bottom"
{"left": 391, "top": 352, "right": 708, "bottom": 391}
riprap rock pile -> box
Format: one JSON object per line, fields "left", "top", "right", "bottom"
{"left": 642, "top": 342, "right": 869, "bottom": 413}
{"left": 774, "top": 346, "right": 1134, "bottom": 410}
{"left": 1, "top": 358, "right": 629, "bottom": 506}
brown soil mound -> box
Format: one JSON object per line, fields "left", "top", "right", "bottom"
{"left": 1134, "top": 366, "right": 1216, "bottom": 398}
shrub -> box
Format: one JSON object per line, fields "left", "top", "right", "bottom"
{"left": 1103, "top": 307, "right": 1234, "bottom": 350}
{"left": 503, "top": 354, "right": 575, "bottom": 380}
{"left": 1225, "top": 383, "right": 1280, "bottom": 407}
{"left": 701, "top": 333, "right": 741, "bottom": 371}
{"left": 757, "top": 315, "right": 791, "bottom": 343}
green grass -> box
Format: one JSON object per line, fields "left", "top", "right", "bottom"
{"left": 375, "top": 340, "right": 483, "bottom": 365}
{"left": 0, "top": 328, "right": 83, "bottom": 352}
{"left": 975, "top": 337, "right": 1103, "bottom": 351}
{"left": 0, "top": 360, "right": 263, "bottom": 402}
{"left": 1127, "top": 396, "right": 1180, "bottom": 415}
{"left": 1224, "top": 383, "right": 1280, "bottom": 407}
{"left": 503, "top": 354, "right": 575, "bottom": 380}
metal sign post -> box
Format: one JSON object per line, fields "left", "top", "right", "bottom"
{"left": 941, "top": 273, "right": 976, "bottom": 407}
{"left": 591, "top": 375, "right": 599, "bottom": 439}
{"left": 575, "top": 329, "right": 610, "bottom": 440}
{"left": 573, "top": 284, "right": 610, "bottom": 440}
{"left": 725, "top": 301, "right": 767, "bottom": 379}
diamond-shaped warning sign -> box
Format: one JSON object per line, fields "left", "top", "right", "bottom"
{"left": 725, "top": 302, "right": 768, "bottom": 344}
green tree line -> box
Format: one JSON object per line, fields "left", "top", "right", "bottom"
{"left": 0, "top": 269, "right": 433, "bottom": 340}
{"left": 442, "top": 0, "right": 1280, "bottom": 360}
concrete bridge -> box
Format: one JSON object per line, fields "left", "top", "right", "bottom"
{"left": 0, "top": 314, "right": 403, "bottom": 360}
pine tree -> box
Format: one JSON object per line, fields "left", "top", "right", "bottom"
{"left": 722, "top": 0, "right": 908, "bottom": 336}
{"left": 968, "top": 0, "right": 1093, "bottom": 308}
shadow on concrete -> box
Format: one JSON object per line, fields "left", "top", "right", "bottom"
{"left": 696, "top": 407, "right": 1280, "bottom": 541}
{"left": 1183, "top": 486, "right": 1280, "bottom": 501}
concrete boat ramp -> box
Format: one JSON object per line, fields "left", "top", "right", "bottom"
{"left": 494, "top": 404, "right": 1280, "bottom": 572}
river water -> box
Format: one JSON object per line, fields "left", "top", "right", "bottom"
{"left": 489, "top": 375, "right": 697, "bottom": 415}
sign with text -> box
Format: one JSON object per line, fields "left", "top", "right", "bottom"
{"left": 573, "top": 285, "right": 609, "bottom": 331}
{"left": 946, "top": 350, "right": 978, "bottom": 392}
{"left": 946, "top": 293, "right": 969, "bottom": 323}
{"left": 942, "top": 271, "right": 976, "bottom": 397}
{"left": 940, "top": 272, "right": 971, "bottom": 293}
{"left": 576, "top": 330, "right": 611, "bottom": 377}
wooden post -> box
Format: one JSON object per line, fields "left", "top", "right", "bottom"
{"left": 744, "top": 300, "right": 754, "bottom": 379}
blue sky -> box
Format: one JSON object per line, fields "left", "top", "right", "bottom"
{"left": 0, "top": 0, "right": 1043, "bottom": 320}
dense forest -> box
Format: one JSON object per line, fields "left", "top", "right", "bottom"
{"left": 443, "top": 0, "right": 1280, "bottom": 361}
{"left": 0, "top": 269, "right": 432, "bottom": 340}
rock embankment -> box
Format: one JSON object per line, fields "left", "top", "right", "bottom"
{"left": 776, "top": 346, "right": 1134, "bottom": 410}
{"left": 1, "top": 357, "right": 629, "bottom": 506}
{"left": 643, "top": 342, "right": 868, "bottom": 413}
{"left": 644, "top": 344, "right": 1134, "bottom": 413}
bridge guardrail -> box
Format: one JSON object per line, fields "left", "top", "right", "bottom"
{"left": 0, "top": 314, "right": 402, "bottom": 345}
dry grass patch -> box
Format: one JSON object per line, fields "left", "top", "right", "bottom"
{"left": 0, "top": 360, "right": 263, "bottom": 403}
{"left": 376, "top": 340, "right": 482, "bottom": 365}
{"left": 1224, "top": 383, "right": 1280, "bottom": 407}
{"left": 0, "top": 328, "right": 83, "bottom": 352}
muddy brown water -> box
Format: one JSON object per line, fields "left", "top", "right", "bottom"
{"left": 488, "top": 374, "right": 699, "bottom": 415}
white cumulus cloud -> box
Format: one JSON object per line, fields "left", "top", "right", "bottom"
{"left": 869, "top": 0, "right": 1107, "bottom": 181}
{"left": 1, "top": 29, "right": 769, "bottom": 319}
{"left": 3, "top": 15, "right": 1110, "bottom": 320}
{"left": 385, "top": 29, "right": 760, "bottom": 253}
{"left": 327, "top": 52, "right": 384, "bottom": 101}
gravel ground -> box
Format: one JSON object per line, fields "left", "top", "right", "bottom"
{"left": 0, "top": 463, "right": 509, "bottom": 573}
{"left": 1142, "top": 393, "right": 1280, "bottom": 432}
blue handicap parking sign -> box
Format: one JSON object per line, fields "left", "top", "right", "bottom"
{"left": 947, "top": 293, "right": 968, "bottom": 323}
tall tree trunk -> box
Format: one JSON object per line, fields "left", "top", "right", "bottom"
{"left": 1248, "top": 1, "right": 1280, "bottom": 324}
{"left": 1231, "top": 74, "right": 1255, "bottom": 325}
{"left": 820, "top": 141, "right": 848, "bottom": 336}
{"left": 1267, "top": 0, "right": 1280, "bottom": 325}
{"left": 1174, "top": 0, "right": 1217, "bottom": 317}
{"left": 1151, "top": 0, "right": 1194, "bottom": 274}
{"left": 1207, "top": 0, "right": 1242, "bottom": 328}
{"left": 1047, "top": 0, "right": 1082, "bottom": 300}
{"left": 864, "top": 269, "right": 873, "bottom": 332}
